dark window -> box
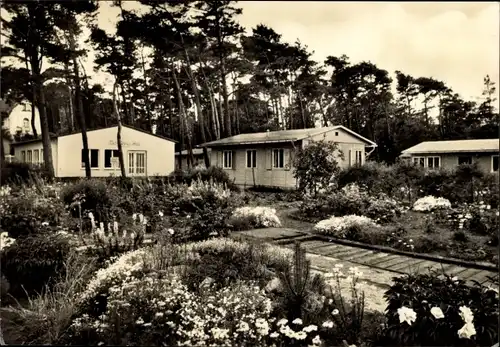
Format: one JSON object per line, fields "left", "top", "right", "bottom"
{"left": 104, "top": 149, "right": 120, "bottom": 168}
{"left": 458, "top": 156, "right": 472, "bottom": 165}
{"left": 81, "top": 149, "right": 99, "bottom": 168}
{"left": 335, "top": 132, "right": 339, "bottom": 136}
{"left": 273, "top": 149, "right": 284, "bottom": 168}
{"left": 493, "top": 155, "right": 499, "bottom": 172}
{"left": 246, "top": 150, "right": 257, "bottom": 168}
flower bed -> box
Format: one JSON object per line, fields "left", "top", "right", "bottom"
{"left": 230, "top": 206, "right": 282, "bottom": 230}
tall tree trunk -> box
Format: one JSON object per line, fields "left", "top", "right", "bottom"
{"left": 215, "top": 10, "right": 231, "bottom": 138}
{"left": 69, "top": 32, "right": 91, "bottom": 178}
{"left": 113, "top": 82, "right": 126, "bottom": 178}
{"left": 31, "top": 83, "right": 38, "bottom": 138}
{"left": 37, "top": 83, "right": 55, "bottom": 178}
{"left": 140, "top": 46, "right": 154, "bottom": 132}
{"left": 182, "top": 54, "right": 210, "bottom": 167}
{"left": 172, "top": 64, "right": 192, "bottom": 170}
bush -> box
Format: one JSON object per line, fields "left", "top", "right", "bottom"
{"left": 383, "top": 272, "right": 499, "bottom": 346}
{"left": 230, "top": 206, "right": 281, "bottom": 230}
{"left": 293, "top": 139, "right": 343, "bottom": 195}
{"left": 1, "top": 232, "right": 71, "bottom": 297}
{"left": 169, "top": 179, "right": 240, "bottom": 241}
{"left": 183, "top": 239, "right": 289, "bottom": 291}
{"left": 0, "top": 161, "right": 50, "bottom": 185}
{"left": 0, "top": 187, "right": 65, "bottom": 238}
{"left": 168, "top": 166, "right": 239, "bottom": 191}
{"left": 314, "top": 215, "right": 379, "bottom": 238}
{"left": 60, "top": 179, "right": 112, "bottom": 219}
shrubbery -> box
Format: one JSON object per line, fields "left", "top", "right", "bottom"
{"left": 0, "top": 161, "right": 51, "bottom": 185}
{"left": 230, "top": 206, "right": 282, "bottom": 230}
{"left": 0, "top": 232, "right": 71, "bottom": 297}
{"left": 382, "top": 272, "right": 499, "bottom": 346}
{"left": 168, "top": 166, "right": 239, "bottom": 191}
{"left": 61, "top": 179, "right": 112, "bottom": 219}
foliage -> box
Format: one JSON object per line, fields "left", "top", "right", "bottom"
{"left": 383, "top": 272, "right": 499, "bottom": 346}
{"left": 60, "top": 179, "right": 112, "bottom": 219}
{"left": 169, "top": 166, "right": 240, "bottom": 191}
{"left": 314, "top": 215, "right": 379, "bottom": 238}
{"left": 275, "top": 243, "right": 327, "bottom": 322}
{"left": 0, "top": 232, "right": 71, "bottom": 297}
{"left": 182, "top": 238, "right": 290, "bottom": 291}
{"left": 413, "top": 196, "right": 452, "bottom": 212}
{"left": 230, "top": 206, "right": 282, "bottom": 230}
{"left": 293, "top": 140, "right": 343, "bottom": 195}
{"left": 0, "top": 162, "right": 51, "bottom": 185}
{"left": 169, "top": 179, "right": 240, "bottom": 241}
{"left": 0, "top": 251, "right": 96, "bottom": 345}
{"left": 0, "top": 185, "right": 65, "bottom": 238}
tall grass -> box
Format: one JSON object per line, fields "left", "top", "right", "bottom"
{"left": 0, "top": 251, "right": 96, "bottom": 345}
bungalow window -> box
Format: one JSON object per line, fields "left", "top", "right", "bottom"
{"left": 23, "top": 118, "right": 29, "bottom": 131}
{"left": 27, "top": 150, "right": 32, "bottom": 163}
{"left": 458, "top": 156, "right": 472, "bottom": 165}
{"left": 412, "top": 157, "right": 425, "bottom": 167}
{"left": 492, "top": 155, "right": 499, "bottom": 172}
{"left": 33, "top": 149, "right": 39, "bottom": 164}
{"left": 40, "top": 149, "right": 44, "bottom": 163}
{"left": 427, "top": 156, "right": 440, "bottom": 169}
{"left": 81, "top": 149, "right": 99, "bottom": 168}
{"left": 21, "top": 150, "right": 26, "bottom": 162}
{"left": 246, "top": 150, "right": 257, "bottom": 168}
{"left": 223, "top": 150, "right": 233, "bottom": 169}
{"left": 355, "top": 150, "right": 363, "bottom": 165}
{"left": 273, "top": 149, "right": 285, "bottom": 168}
{"left": 104, "top": 149, "right": 120, "bottom": 168}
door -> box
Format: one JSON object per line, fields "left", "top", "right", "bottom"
{"left": 128, "top": 151, "right": 147, "bottom": 176}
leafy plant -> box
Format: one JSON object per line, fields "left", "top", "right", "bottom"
{"left": 0, "top": 232, "right": 71, "bottom": 297}
{"left": 275, "top": 242, "right": 326, "bottom": 322}
{"left": 383, "top": 272, "right": 499, "bottom": 346}
{"left": 293, "top": 139, "right": 343, "bottom": 196}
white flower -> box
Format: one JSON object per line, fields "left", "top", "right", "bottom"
{"left": 397, "top": 306, "right": 417, "bottom": 325}
{"left": 331, "top": 309, "right": 339, "bottom": 315}
{"left": 294, "top": 331, "right": 307, "bottom": 340}
{"left": 312, "top": 335, "right": 322, "bottom": 345}
{"left": 459, "top": 306, "right": 474, "bottom": 324}
{"left": 322, "top": 320, "right": 334, "bottom": 328}
{"left": 237, "top": 321, "right": 250, "bottom": 332}
{"left": 132, "top": 213, "right": 137, "bottom": 221}
{"left": 302, "top": 324, "right": 317, "bottom": 333}
{"left": 168, "top": 228, "right": 175, "bottom": 235}
{"left": 458, "top": 323, "right": 476, "bottom": 339}
{"left": 430, "top": 307, "right": 445, "bottom": 319}
{"left": 136, "top": 317, "right": 144, "bottom": 325}
{"left": 277, "top": 318, "right": 288, "bottom": 327}
{"left": 159, "top": 211, "right": 164, "bottom": 217}
{"left": 413, "top": 196, "right": 451, "bottom": 212}
{"left": 269, "top": 332, "right": 280, "bottom": 338}
{"left": 292, "top": 318, "right": 303, "bottom": 325}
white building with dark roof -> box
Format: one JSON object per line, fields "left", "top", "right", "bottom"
{"left": 400, "top": 139, "right": 499, "bottom": 173}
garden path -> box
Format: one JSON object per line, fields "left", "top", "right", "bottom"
{"left": 231, "top": 226, "right": 499, "bottom": 290}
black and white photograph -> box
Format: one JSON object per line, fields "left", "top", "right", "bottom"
{"left": 0, "top": 1, "right": 499, "bottom": 346}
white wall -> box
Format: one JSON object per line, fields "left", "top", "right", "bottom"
{"left": 56, "top": 126, "right": 175, "bottom": 177}
{"left": 3, "top": 103, "right": 41, "bottom": 136}
{"left": 13, "top": 139, "right": 58, "bottom": 174}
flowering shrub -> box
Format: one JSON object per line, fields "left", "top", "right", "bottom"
{"left": 61, "top": 179, "right": 112, "bottom": 219}
{"left": 230, "top": 206, "right": 282, "bottom": 230}
{"left": 0, "top": 186, "right": 65, "bottom": 238}
{"left": 383, "top": 272, "right": 499, "bottom": 346}
{"left": 0, "top": 232, "right": 16, "bottom": 251}
{"left": 169, "top": 179, "right": 240, "bottom": 241}
{"left": 314, "top": 215, "right": 379, "bottom": 238}
{"left": 364, "top": 194, "right": 402, "bottom": 224}
{"left": 0, "top": 232, "right": 71, "bottom": 297}
{"left": 413, "top": 195, "right": 452, "bottom": 212}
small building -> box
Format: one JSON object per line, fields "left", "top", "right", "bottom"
{"left": 199, "top": 126, "right": 377, "bottom": 189}
{"left": 175, "top": 148, "right": 211, "bottom": 169}
{"left": 11, "top": 125, "right": 176, "bottom": 177}
{"left": 400, "top": 139, "right": 499, "bottom": 174}
{"left": 2, "top": 102, "right": 41, "bottom": 137}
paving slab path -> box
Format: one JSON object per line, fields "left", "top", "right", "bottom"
{"left": 231, "top": 227, "right": 499, "bottom": 289}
